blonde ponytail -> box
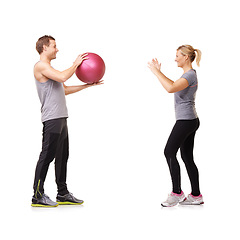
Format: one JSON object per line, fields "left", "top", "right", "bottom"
{"left": 194, "top": 49, "right": 202, "bottom": 67}
{"left": 177, "top": 45, "right": 202, "bottom": 67}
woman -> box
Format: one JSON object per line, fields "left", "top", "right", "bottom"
{"left": 148, "top": 45, "right": 204, "bottom": 207}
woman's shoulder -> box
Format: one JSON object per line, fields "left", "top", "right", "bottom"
{"left": 182, "top": 69, "right": 197, "bottom": 78}
{"left": 181, "top": 69, "right": 197, "bottom": 86}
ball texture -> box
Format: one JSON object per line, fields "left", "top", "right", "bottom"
{"left": 75, "top": 52, "right": 105, "bottom": 84}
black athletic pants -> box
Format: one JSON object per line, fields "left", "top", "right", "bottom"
{"left": 164, "top": 118, "right": 201, "bottom": 196}
{"left": 33, "top": 118, "right": 69, "bottom": 198}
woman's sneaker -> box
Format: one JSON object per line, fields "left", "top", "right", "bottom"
{"left": 31, "top": 194, "right": 59, "bottom": 207}
{"left": 161, "top": 191, "right": 186, "bottom": 207}
{"left": 179, "top": 194, "right": 204, "bottom": 205}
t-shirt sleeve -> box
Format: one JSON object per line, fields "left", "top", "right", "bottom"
{"left": 181, "top": 71, "right": 196, "bottom": 86}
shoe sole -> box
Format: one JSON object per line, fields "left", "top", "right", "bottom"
{"left": 56, "top": 201, "right": 84, "bottom": 205}
{"left": 161, "top": 203, "right": 178, "bottom": 207}
{"left": 180, "top": 201, "right": 204, "bottom": 205}
{"left": 31, "top": 203, "right": 59, "bottom": 208}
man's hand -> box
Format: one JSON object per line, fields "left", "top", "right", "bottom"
{"left": 73, "top": 53, "right": 89, "bottom": 67}
{"left": 87, "top": 80, "right": 104, "bottom": 86}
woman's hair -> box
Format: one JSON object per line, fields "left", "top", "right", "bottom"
{"left": 36, "top": 35, "right": 55, "bottom": 54}
{"left": 177, "top": 45, "right": 202, "bottom": 67}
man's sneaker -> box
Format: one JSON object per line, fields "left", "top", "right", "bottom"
{"left": 161, "top": 191, "right": 186, "bottom": 207}
{"left": 56, "top": 193, "right": 84, "bottom": 205}
{"left": 179, "top": 194, "right": 204, "bottom": 205}
{"left": 31, "top": 194, "right": 59, "bottom": 207}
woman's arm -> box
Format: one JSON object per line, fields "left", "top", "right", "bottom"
{"left": 148, "top": 58, "right": 188, "bottom": 93}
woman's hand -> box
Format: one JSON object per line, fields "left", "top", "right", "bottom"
{"left": 148, "top": 58, "right": 161, "bottom": 75}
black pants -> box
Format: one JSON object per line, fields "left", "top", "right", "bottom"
{"left": 164, "top": 118, "right": 200, "bottom": 196}
{"left": 33, "top": 118, "right": 69, "bottom": 198}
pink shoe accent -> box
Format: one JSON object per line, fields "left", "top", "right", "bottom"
{"left": 190, "top": 194, "right": 202, "bottom": 198}
{"left": 172, "top": 191, "right": 184, "bottom": 196}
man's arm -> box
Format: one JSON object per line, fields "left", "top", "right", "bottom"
{"left": 63, "top": 81, "right": 104, "bottom": 95}
{"left": 35, "top": 54, "right": 88, "bottom": 83}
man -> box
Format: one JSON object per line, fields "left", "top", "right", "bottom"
{"left": 32, "top": 35, "right": 103, "bottom": 207}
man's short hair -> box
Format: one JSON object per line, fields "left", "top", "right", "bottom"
{"left": 36, "top": 35, "right": 55, "bottom": 54}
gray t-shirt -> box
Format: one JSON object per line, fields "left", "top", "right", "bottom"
{"left": 35, "top": 79, "right": 68, "bottom": 122}
{"left": 174, "top": 69, "right": 198, "bottom": 120}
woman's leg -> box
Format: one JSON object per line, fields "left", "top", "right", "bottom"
{"left": 164, "top": 119, "right": 199, "bottom": 194}
{"left": 180, "top": 119, "right": 200, "bottom": 196}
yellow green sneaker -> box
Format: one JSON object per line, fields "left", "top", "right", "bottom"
{"left": 31, "top": 194, "right": 59, "bottom": 207}
{"left": 56, "top": 193, "right": 84, "bottom": 205}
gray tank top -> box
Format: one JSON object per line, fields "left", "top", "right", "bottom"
{"left": 35, "top": 79, "right": 68, "bottom": 122}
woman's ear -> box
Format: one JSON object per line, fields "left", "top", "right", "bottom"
{"left": 184, "top": 54, "right": 189, "bottom": 61}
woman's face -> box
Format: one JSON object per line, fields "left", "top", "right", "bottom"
{"left": 175, "top": 50, "right": 187, "bottom": 68}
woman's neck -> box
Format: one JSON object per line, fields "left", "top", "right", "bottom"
{"left": 182, "top": 64, "right": 193, "bottom": 73}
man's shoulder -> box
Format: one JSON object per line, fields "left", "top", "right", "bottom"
{"left": 35, "top": 61, "right": 51, "bottom": 69}
{"left": 34, "top": 61, "right": 52, "bottom": 76}
{"left": 34, "top": 61, "right": 52, "bottom": 82}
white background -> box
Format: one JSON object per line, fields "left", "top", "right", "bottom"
{"left": 1, "top": 0, "right": 239, "bottom": 239}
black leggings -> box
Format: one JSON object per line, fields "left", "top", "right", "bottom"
{"left": 33, "top": 118, "right": 69, "bottom": 198}
{"left": 164, "top": 118, "right": 200, "bottom": 196}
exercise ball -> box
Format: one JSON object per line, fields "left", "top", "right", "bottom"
{"left": 75, "top": 52, "right": 105, "bottom": 84}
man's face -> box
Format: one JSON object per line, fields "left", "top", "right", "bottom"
{"left": 45, "top": 40, "right": 59, "bottom": 60}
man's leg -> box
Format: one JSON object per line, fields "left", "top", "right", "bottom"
{"left": 33, "top": 119, "right": 64, "bottom": 201}
{"left": 55, "top": 119, "right": 69, "bottom": 196}
{"left": 55, "top": 119, "right": 84, "bottom": 205}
